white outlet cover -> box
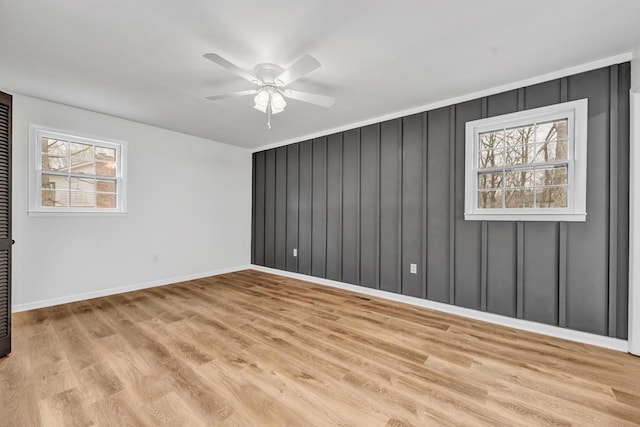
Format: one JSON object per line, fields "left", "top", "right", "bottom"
{"left": 410, "top": 263, "right": 417, "bottom": 274}
{"left": 293, "top": 248, "right": 297, "bottom": 257}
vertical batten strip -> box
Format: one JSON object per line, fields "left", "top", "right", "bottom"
{"left": 608, "top": 65, "right": 619, "bottom": 337}
{"left": 480, "top": 224, "right": 488, "bottom": 311}
{"left": 398, "top": 121, "right": 404, "bottom": 293}
{"left": 630, "top": 91, "right": 640, "bottom": 354}
{"left": 251, "top": 154, "right": 256, "bottom": 264}
{"left": 357, "top": 130, "right": 362, "bottom": 285}
{"left": 558, "top": 226, "right": 567, "bottom": 327}
{"left": 516, "top": 88, "right": 525, "bottom": 318}
{"left": 449, "top": 106, "right": 456, "bottom": 304}
{"left": 376, "top": 124, "right": 382, "bottom": 289}
{"left": 339, "top": 136, "right": 344, "bottom": 281}
{"left": 421, "top": 113, "right": 428, "bottom": 299}
{"left": 324, "top": 140, "right": 328, "bottom": 278}
{"left": 263, "top": 152, "right": 268, "bottom": 266}
{"left": 558, "top": 76, "right": 569, "bottom": 327}
{"left": 480, "top": 98, "right": 488, "bottom": 311}
{"left": 310, "top": 143, "right": 314, "bottom": 274}
{"left": 284, "top": 148, "right": 289, "bottom": 269}
{"left": 273, "top": 151, "right": 277, "bottom": 263}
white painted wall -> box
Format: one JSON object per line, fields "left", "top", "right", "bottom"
{"left": 632, "top": 46, "right": 640, "bottom": 91}
{"left": 11, "top": 95, "right": 252, "bottom": 310}
{"left": 629, "top": 47, "right": 640, "bottom": 355}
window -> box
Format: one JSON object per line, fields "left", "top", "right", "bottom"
{"left": 29, "top": 126, "right": 127, "bottom": 215}
{"left": 464, "top": 99, "right": 588, "bottom": 222}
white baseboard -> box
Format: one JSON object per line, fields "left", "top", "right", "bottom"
{"left": 250, "top": 265, "right": 629, "bottom": 353}
{"left": 12, "top": 265, "right": 251, "bottom": 313}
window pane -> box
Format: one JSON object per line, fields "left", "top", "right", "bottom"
{"left": 70, "top": 161, "right": 95, "bottom": 175}
{"left": 535, "top": 166, "right": 568, "bottom": 186}
{"left": 535, "top": 186, "right": 567, "bottom": 208}
{"left": 535, "top": 140, "right": 567, "bottom": 162}
{"left": 41, "top": 190, "right": 69, "bottom": 207}
{"left": 505, "top": 188, "right": 534, "bottom": 208}
{"left": 70, "top": 192, "right": 96, "bottom": 208}
{"left": 536, "top": 120, "right": 568, "bottom": 142}
{"left": 70, "top": 143, "right": 94, "bottom": 174}
{"left": 96, "top": 161, "right": 116, "bottom": 177}
{"left": 478, "top": 190, "right": 504, "bottom": 208}
{"left": 478, "top": 172, "right": 502, "bottom": 189}
{"left": 96, "top": 179, "right": 116, "bottom": 193}
{"left": 506, "top": 125, "right": 534, "bottom": 147}
{"left": 42, "top": 155, "right": 69, "bottom": 172}
{"left": 96, "top": 193, "right": 116, "bottom": 208}
{"left": 504, "top": 145, "right": 533, "bottom": 166}
{"left": 480, "top": 131, "right": 503, "bottom": 150}
{"left": 42, "top": 174, "right": 69, "bottom": 191}
{"left": 505, "top": 170, "right": 533, "bottom": 188}
{"left": 41, "top": 138, "right": 68, "bottom": 156}
{"left": 70, "top": 177, "right": 95, "bottom": 192}
{"left": 95, "top": 146, "right": 116, "bottom": 161}
{"left": 479, "top": 149, "right": 504, "bottom": 168}
{"left": 70, "top": 142, "right": 93, "bottom": 158}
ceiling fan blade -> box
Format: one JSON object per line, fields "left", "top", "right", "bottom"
{"left": 205, "top": 90, "right": 257, "bottom": 101}
{"left": 283, "top": 90, "right": 335, "bottom": 108}
{"left": 276, "top": 55, "right": 321, "bottom": 86}
{"left": 203, "top": 53, "right": 260, "bottom": 85}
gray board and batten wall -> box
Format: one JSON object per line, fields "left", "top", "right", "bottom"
{"left": 251, "top": 62, "right": 631, "bottom": 339}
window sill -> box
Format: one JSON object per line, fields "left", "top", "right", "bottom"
{"left": 464, "top": 212, "right": 586, "bottom": 222}
{"left": 28, "top": 210, "right": 128, "bottom": 218}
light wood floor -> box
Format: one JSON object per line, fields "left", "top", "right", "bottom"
{"left": 1, "top": 270, "right": 640, "bottom": 426}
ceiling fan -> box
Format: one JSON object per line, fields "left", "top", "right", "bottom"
{"left": 203, "top": 53, "right": 335, "bottom": 129}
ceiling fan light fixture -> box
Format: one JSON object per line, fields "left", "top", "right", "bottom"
{"left": 253, "top": 89, "right": 270, "bottom": 111}
{"left": 253, "top": 88, "right": 286, "bottom": 114}
{"left": 271, "top": 91, "right": 286, "bottom": 111}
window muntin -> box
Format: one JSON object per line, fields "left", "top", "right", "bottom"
{"left": 30, "top": 127, "right": 127, "bottom": 215}
{"left": 464, "top": 99, "right": 587, "bottom": 222}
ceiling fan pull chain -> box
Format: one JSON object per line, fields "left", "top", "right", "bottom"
{"left": 267, "top": 93, "right": 273, "bottom": 130}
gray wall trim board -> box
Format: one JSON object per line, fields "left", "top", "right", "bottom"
{"left": 558, "top": 223, "right": 568, "bottom": 327}
{"left": 629, "top": 90, "right": 640, "bottom": 355}
{"left": 558, "top": 77, "right": 569, "bottom": 328}
{"left": 516, "top": 88, "right": 525, "bottom": 319}
{"left": 251, "top": 154, "right": 256, "bottom": 265}
{"left": 376, "top": 124, "right": 382, "bottom": 290}
{"left": 609, "top": 65, "right": 619, "bottom": 337}
{"left": 616, "top": 64, "right": 631, "bottom": 340}
{"left": 251, "top": 62, "right": 631, "bottom": 339}
{"left": 448, "top": 107, "right": 456, "bottom": 305}
{"left": 397, "top": 121, "right": 403, "bottom": 294}
{"left": 421, "top": 115, "right": 428, "bottom": 299}
{"left": 480, "top": 98, "right": 488, "bottom": 313}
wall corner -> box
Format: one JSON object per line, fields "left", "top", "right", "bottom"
{"left": 629, "top": 90, "right": 640, "bottom": 356}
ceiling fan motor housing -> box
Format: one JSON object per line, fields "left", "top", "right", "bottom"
{"left": 254, "top": 63, "right": 285, "bottom": 85}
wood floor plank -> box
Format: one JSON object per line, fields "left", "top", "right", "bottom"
{"left": 2, "top": 269, "right": 640, "bottom": 426}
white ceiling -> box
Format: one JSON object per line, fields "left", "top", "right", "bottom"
{"left": 1, "top": 1, "right": 639, "bottom": 149}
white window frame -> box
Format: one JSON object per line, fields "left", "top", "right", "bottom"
{"left": 464, "top": 99, "right": 588, "bottom": 222}
{"left": 28, "top": 125, "right": 128, "bottom": 216}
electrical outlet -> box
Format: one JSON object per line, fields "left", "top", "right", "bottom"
{"left": 293, "top": 248, "right": 298, "bottom": 257}
{"left": 410, "top": 263, "right": 417, "bottom": 274}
